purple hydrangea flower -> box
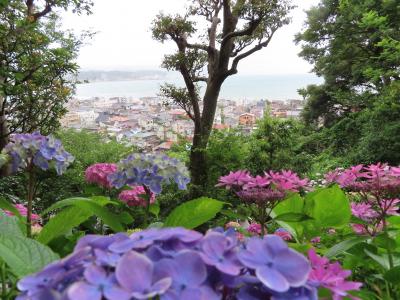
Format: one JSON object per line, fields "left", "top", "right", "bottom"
{"left": 116, "top": 251, "right": 172, "bottom": 299}
{"left": 67, "top": 265, "right": 128, "bottom": 300}
{"left": 238, "top": 235, "right": 310, "bottom": 292}
{"left": 17, "top": 227, "right": 315, "bottom": 299}
{"left": 200, "top": 232, "right": 242, "bottom": 276}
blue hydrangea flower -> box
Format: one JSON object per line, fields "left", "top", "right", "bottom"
{"left": 107, "top": 153, "right": 190, "bottom": 194}
{"left": 0, "top": 132, "right": 74, "bottom": 175}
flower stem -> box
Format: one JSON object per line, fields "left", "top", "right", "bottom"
{"left": 26, "top": 164, "right": 35, "bottom": 238}
{"left": 1, "top": 261, "right": 6, "bottom": 299}
{"left": 143, "top": 185, "right": 151, "bottom": 228}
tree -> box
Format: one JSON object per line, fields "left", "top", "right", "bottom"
{"left": 295, "top": 0, "right": 400, "bottom": 166}
{"left": 152, "top": 0, "right": 293, "bottom": 192}
{"left": 0, "top": 0, "right": 93, "bottom": 150}
{"left": 246, "top": 114, "right": 311, "bottom": 174}
{"left": 295, "top": 0, "right": 400, "bottom": 126}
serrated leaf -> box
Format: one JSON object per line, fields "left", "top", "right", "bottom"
{"left": 164, "top": 197, "right": 224, "bottom": 229}
{"left": 0, "top": 234, "right": 59, "bottom": 277}
{"left": 326, "top": 236, "right": 368, "bottom": 259}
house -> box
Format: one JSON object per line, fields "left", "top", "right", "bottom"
{"left": 239, "top": 113, "right": 256, "bottom": 126}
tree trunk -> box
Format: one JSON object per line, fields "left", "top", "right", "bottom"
{"left": 189, "top": 79, "right": 222, "bottom": 195}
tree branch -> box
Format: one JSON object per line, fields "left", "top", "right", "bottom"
{"left": 224, "top": 31, "right": 276, "bottom": 78}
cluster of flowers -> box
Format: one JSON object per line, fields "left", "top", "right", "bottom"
{"left": 325, "top": 164, "right": 400, "bottom": 235}
{"left": 0, "top": 132, "right": 74, "bottom": 175}
{"left": 84, "top": 162, "right": 161, "bottom": 207}
{"left": 217, "top": 170, "right": 309, "bottom": 205}
{"left": 307, "top": 249, "right": 362, "bottom": 299}
{"left": 118, "top": 186, "right": 156, "bottom": 207}
{"left": 85, "top": 163, "right": 118, "bottom": 189}
{"left": 17, "top": 227, "right": 361, "bottom": 300}
{"left": 108, "top": 153, "right": 190, "bottom": 194}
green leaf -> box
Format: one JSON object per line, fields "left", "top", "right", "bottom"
{"left": 274, "top": 212, "right": 313, "bottom": 222}
{"left": 326, "top": 236, "right": 368, "bottom": 259}
{"left": 0, "top": 234, "right": 59, "bottom": 277}
{"left": 0, "top": 210, "right": 24, "bottom": 237}
{"left": 364, "top": 249, "right": 390, "bottom": 270}
{"left": 119, "top": 211, "right": 134, "bottom": 225}
{"left": 41, "top": 197, "right": 124, "bottom": 233}
{"left": 149, "top": 203, "right": 160, "bottom": 218}
{"left": 0, "top": 197, "right": 22, "bottom": 219}
{"left": 164, "top": 197, "right": 224, "bottom": 229}
{"left": 384, "top": 266, "right": 400, "bottom": 284}
{"left": 305, "top": 185, "right": 351, "bottom": 228}
{"left": 41, "top": 197, "right": 115, "bottom": 215}
{"left": 272, "top": 194, "right": 305, "bottom": 238}
{"left": 37, "top": 206, "right": 93, "bottom": 244}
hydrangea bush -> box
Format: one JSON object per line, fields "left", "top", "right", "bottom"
{"left": 0, "top": 132, "right": 73, "bottom": 236}
{"left": 217, "top": 170, "right": 309, "bottom": 235}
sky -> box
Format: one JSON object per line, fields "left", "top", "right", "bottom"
{"left": 61, "top": 0, "right": 321, "bottom": 75}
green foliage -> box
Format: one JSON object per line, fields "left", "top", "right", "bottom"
{"left": 38, "top": 197, "right": 125, "bottom": 244}
{"left": 0, "top": 210, "right": 58, "bottom": 278}
{"left": 0, "top": 1, "right": 92, "bottom": 139}
{"left": 273, "top": 185, "right": 351, "bottom": 239}
{"left": 246, "top": 115, "right": 312, "bottom": 174}
{"left": 296, "top": 0, "right": 400, "bottom": 167}
{"left": 164, "top": 197, "right": 224, "bottom": 229}
{"left": 0, "top": 235, "right": 59, "bottom": 277}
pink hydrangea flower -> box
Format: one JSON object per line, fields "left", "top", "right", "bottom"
{"left": 351, "top": 220, "right": 384, "bottom": 236}
{"left": 380, "top": 199, "right": 400, "bottom": 216}
{"left": 351, "top": 202, "right": 379, "bottom": 221}
{"left": 274, "top": 228, "right": 292, "bottom": 241}
{"left": 215, "top": 170, "right": 252, "bottom": 190}
{"left": 118, "top": 186, "right": 156, "bottom": 207}
{"left": 85, "top": 163, "right": 118, "bottom": 189}
{"left": 264, "top": 170, "right": 309, "bottom": 192}
{"left": 243, "top": 175, "right": 270, "bottom": 189}
{"left": 246, "top": 223, "right": 263, "bottom": 236}
{"left": 5, "top": 204, "right": 40, "bottom": 222}
{"left": 310, "top": 236, "right": 321, "bottom": 244}
{"left": 308, "top": 249, "right": 362, "bottom": 300}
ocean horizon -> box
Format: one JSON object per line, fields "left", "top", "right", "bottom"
{"left": 75, "top": 73, "right": 323, "bottom": 101}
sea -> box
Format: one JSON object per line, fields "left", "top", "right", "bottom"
{"left": 75, "top": 73, "right": 323, "bottom": 101}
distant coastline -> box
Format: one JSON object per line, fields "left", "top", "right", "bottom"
{"left": 75, "top": 72, "right": 323, "bottom": 101}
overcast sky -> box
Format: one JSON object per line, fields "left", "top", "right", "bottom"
{"left": 61, "top": 0, "right": 321, "bottom": 75}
